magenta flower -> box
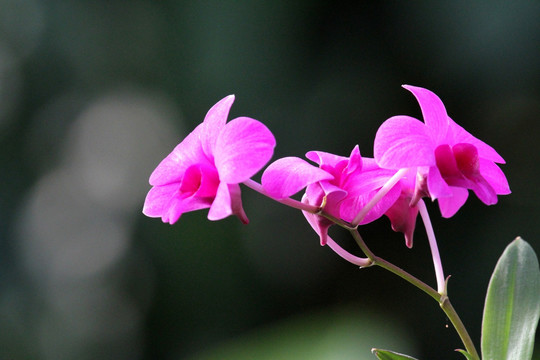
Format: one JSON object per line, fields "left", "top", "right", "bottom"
{"left": 143, "top": 95, "right": 276, "bottom": 224}
{"left": 262, "top": 146, "right": 400, "bottom": 245}
{"left": 374, "top": 85, "right": 510, "bottom": 218}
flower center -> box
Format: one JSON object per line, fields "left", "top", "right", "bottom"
{"left": 452, "top": 143, "right": 479, "bottom": 178}
{"left": 180, "top": 164, "right": 220, "bottom": 198}
{"left": 435, "top": 143, "right": 480, "bottom": 185}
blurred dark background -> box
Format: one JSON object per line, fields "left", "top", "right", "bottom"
{"left": 0, "top": 1, "right": 539, "bottom": 359}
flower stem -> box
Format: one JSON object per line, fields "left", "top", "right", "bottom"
{"left": 349, "top": 228, "right": 479, "bottom": 359}
{"left": 349, "top": 229, "right": 440, "bottom": 301}
{"left": 417, "top": 199, "right": 445, "bottom": 294}
{"left": 351, "top": 168, "right": 408, "bottom": 226}
{"left": 326, "top": 237, "right": 372, "bottom": 267}
{"left": 242, "top": 179, "right": 320, "bottom": 213}
{"left": 440, "top": 295, "right": 481, "bottom": 360}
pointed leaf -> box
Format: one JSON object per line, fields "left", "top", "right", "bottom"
{"left": 456, "top": 349, "right": 474, "bottom": 360}
{"left": 371, "top": 348, "right": 419, "bottom": 360}
{"left": 481, "top": 237, "right": 540, "bottom": 360}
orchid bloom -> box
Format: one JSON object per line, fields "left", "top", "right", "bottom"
{"left": 374, "top": 85, "right": 510, "bottom": 218}
{"left": 143, "top": 95, "right": 276, "bottom": 224}
{"left": 262, "top": 146, "right": 400, "bottom": 246}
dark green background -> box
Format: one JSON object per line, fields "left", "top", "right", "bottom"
{"left": 1, "top": 1, "right": 539, "bottom": 359}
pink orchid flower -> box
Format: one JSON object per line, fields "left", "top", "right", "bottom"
{"left": 143, "top": 95, "right": 276, "bottom": 224}
{"left": 374, "top": 85, "right": 510, "bottom": 218}
{"left": 262, "top": 146, "right": 400, "bottom": 246}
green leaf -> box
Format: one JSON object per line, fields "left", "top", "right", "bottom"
{"left": 481, "top": 237, "right": 540, "bottom": 360}
{"left": 455, "top": 349, "right": 474, "bottom": 360}
{"left": 371, "top": 348, "right": 419, "bottom": 360}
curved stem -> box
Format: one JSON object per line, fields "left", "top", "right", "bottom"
{"left": 242, "top": 179, "right": 320, "bottom": 213}
{"left": 326, "top": 238, "right": 372, "bottom": 267}
{"left": 350, "top": 228, "right": 440, "bottom": 301}
{"left": 349, "top": 228, "right": 479, "bottom": 359}
{"left": 243, "top": 178, "right": 479, "bottom": 358}
{"left": 351, "top": 168, "right": 408, "bottom": 226}
{"left": 417, "top": 199, "right": 446, "bottom": 294}
{"left": 440, "top": 295, "right": 481, "bottom": 360}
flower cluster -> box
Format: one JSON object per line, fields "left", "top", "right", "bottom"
{"left": 143, "top": 85, "right": 509, "bottom": 256}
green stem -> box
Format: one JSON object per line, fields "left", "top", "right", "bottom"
{"left": 350, "top": 229, "right": 439, "bottom": 301}
{"left": 349, "top": 228, "right": 480, "bottom": 359}
{"left": 440, "top": 295, "right": 481, "bottom": 360}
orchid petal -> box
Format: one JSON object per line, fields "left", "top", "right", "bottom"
{"left": 448, "top": 117, "right": 506, "bottom": 163}
{"left": 200, "top": 95, "right": 235, "bottom": 158}
{"left": 318, "top": 181, "right": 348, "bottom": 216}
{"left": 302, "top": 194, "right": 334, "bottom": 246}
{"left": 344, "top": 168, "right": 398, "bottom": 195}
{"left": 208, "top": 182, "right": 248, "bottom": 223}
{"left": 149, "top": 124, "right": 207, "bottom": 186}
{"left": 143, "top": 183, "right": 212, "bottom": 224}
{"left": 384, "top": 194, "right": 420, "bottom": 248}
{"left": 403, "top": 85, "right": 449, "bottom": 143}
{"left": 341, "top": 184, "right": 401, "bottom": 224}
{"left": 143, "top": 183, "right": 178, "bottom": 218}
{"left": 374, "top": 115, "right": 435, "bottom": 168}
{"left": 181, "top": 163, "right": 219, "bottom": 198}
{"left": 427, "top": 165, "right": 453, "bottom": 200}
{"left": 306, "top": 150, "right": 348, "bottom": 168}
{"left": 262, "top": 157, "right": 334, "bottom": 199}
{"left": 479, "top": 159, "right": 511, "bottom": 195}
{"left": 344, "top": 145, "right": 362, "bottom": 174}
{"left": 166, "top": 195, "right": 212, "bottom": 224}
{"left": 435, "top": 144, "right": 463, "bottom": 180}
{"left": 214, "top": 117, "right": 276, "bottom": 184}
{"left": 437, "top": 187, "right": 469, "bottom": 218}
{"left": 359, "top": 157, "right": 380, "bottom": 171}
{"left": 469, "top": 174, "right": 498, "bottom": 205}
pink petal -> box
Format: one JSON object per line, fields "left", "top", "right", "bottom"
{"left": 302, "top": 194, "right": 334, "bottom": 246}
{"left": 374, "top": 115, "right": 435, "bottom": 169}
{"left": 303, "top": 180, "right": 348, "bottom": 218}
{"left": 181, "top": 163, "right": 220, "bottom": 198}
{"left": 201, "top": 95, "right": 235, "bottom": 159}
{"left": 316, "top": 180, "right": 348, "bottom": 217}
{"left": 448, "top": 117, "right": 506, "bottom": 164}
{"left": 384, "top": 194, "right": 420, "bottom": 248}
{"left": 143, "top": 183, "right": 212, "bottom": 224}
{"left": 479, "top": 159, "right": 511, "bottom": 195}
{"left": 340, "top": 182, "right": 401, "bottom": 224}
{"left": 360, "top": 157, "right": 381, "bottom": 171}
{"left": 149, "top": 124, "right": 207, "bottom": 186}
{"left": 435, "top": 144, "right": 463, "bottom": 180}
{"left": 214, "top": 117, "right": 276, "bottom": 184}
{"left": 403, "top": 85, "right": 449, "bottom": 143}
{"left": 208, "top": 182, "right": 248, "bottom": 223}
{"left": 427, "top": 165, "right": 453, "bottom": 200}
{"left": 469, "top": 175, "right": 498, "bottom": 205}
{"left": 261, "top": 157, "right": 334, "bottom": 199}
{"left": 344, "top": 145, "right": 362, "bottom": 174}
{"left": 142, "top": 183, "right": 178, "bottom": 218}
{"left": 453, "top": 143, "right": 480, "bottom": 178}
{"left": 437, "top": 187, "right": 469, "bottom": 218}
{"left": 344, "top": 168, "right": 397, "bottom": 195}
{"left": 305, "top": 150, "right": 348, "bottom": 168}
